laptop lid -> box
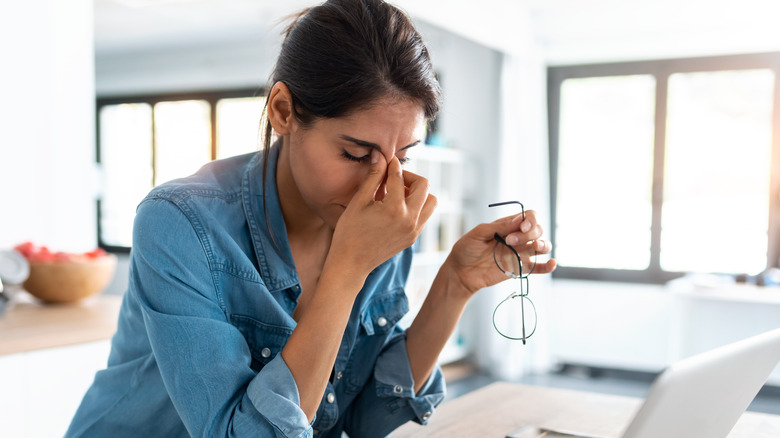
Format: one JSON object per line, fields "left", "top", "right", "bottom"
{"left": 622, "top": 328, "right": 780, "bottom": 438}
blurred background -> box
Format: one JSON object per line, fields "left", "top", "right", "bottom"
{"left": 3, "top": 0, "right": 780, "bottom": 435}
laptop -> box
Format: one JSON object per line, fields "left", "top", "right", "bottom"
{"left": 508, "top": 328, "right": 780, "bottom": 438}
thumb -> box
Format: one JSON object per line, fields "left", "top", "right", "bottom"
{"left": 355, "top": 149, "right": 387, "bottom": 202}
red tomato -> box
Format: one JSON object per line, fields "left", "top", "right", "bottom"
{"left": 13, "top": 242, "right": 109, "bottom": 262}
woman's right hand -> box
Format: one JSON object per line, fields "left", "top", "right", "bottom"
{"left": 328, "top": 149, "right": 437, "bottom": 278}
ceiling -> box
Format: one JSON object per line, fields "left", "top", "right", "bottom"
{"left": 94, "top": 0, "right": 311, "bottom": 53}
{"left": 93, "top": 0, "right": 537, "bottom": 56}
{"left": 94, "top": 0, "right": 780, "bottom": 62}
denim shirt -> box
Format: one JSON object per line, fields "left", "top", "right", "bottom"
{"left": 66, "top": 145, "right": 445, "bottom": 438}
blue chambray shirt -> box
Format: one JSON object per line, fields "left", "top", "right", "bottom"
{"left": 66, "top": 145, "right": 445, "bottom": 438}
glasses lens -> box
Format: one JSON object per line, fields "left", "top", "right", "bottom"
{"left": 492, "top": 291, "right": 537, "bottom": 342}
{"left": 494, "top": 241, "right": 522, "bottom": 278}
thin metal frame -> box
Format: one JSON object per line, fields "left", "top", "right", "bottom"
{"left": 489, "top": 201, "right": 539, "bottom": 343}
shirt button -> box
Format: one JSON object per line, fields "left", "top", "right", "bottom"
{"left": 422, "top": 411, "right": 431, "bottom": 421}
{"left": 260, "top": 347, "right": 271, "bottom": 358}
{"left": 326, "top": 392, "right": 336, "bottom": 403}
{"left": 393, "top": 385, "right": 403, "bottom": 394}
{"left": 336, "top": 371, "right": 343, "bottom": 380}
{"left": 377, "top": 316, "right": 388, "bottom": 327}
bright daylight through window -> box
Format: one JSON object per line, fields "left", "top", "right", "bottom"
{"left": 549, "top": 54, "right": 778, "bottom": 282}
{"left": 97, "top": 92, "right": 265, "bottom": 249}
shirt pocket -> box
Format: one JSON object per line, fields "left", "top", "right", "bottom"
{"left": 359, "top": 287, "right": 409, "bottom": 336}
{"left": 343, "top": 287, "right": 409, "bottom": 394}
{"left": 230, "top": 315, "right": 293, "bottom": 372}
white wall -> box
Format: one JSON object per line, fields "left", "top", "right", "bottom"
{"left": 96, "top": 38, "right": 277, "bottom": 97}
{"left": 534, "top": 0, "right": 780, "bottom": 66}
{"left": 1, "top": 0, "right": 97, "bottom": 253}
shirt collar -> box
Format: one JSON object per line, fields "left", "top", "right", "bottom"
{"left": 242, "top": 142, "right": 300, "bottom": 293}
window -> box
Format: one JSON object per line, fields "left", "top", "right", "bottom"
{"left": 548, "top": 53, "right": 780, "bottom": 283}
{"left": 97, "top": 89, "right": 266, "bottom": 250}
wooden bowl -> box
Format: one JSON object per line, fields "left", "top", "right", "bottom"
{"left": 23, "top": 254, "right": 117, "bottom": 303}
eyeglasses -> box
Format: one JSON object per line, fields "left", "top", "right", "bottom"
{"left": 489, "top": 201, "right": 537, "bottom": 344}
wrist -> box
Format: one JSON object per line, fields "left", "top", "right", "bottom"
{"left": 320, "top": 250, "right": 370, "bottom": 295}
{"left": 431, "top": 257, "right": 473, "bottom": 304}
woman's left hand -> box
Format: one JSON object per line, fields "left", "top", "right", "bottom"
{"left": 445, "top": 210, "right": 556, "bottom": 297}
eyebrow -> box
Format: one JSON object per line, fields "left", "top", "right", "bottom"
{"left": 340, "top": 135, "right": 421, "bottom": 151}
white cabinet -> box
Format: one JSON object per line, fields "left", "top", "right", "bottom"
{"left": 549, "top": 279, "right": 780, "bottom": 385}
{"left": 0, "top": 341, "right": 110, "bottom": 438}
{"left": 0, "top": 294, "right": 120, "bottom": 437}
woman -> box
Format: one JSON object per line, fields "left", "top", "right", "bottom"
{"left": 66, "top": 0, "right": 555, "bottom": 437}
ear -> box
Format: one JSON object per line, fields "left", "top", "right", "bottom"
{"left": 266, "top": 81, "right": 295, "bottom": 136}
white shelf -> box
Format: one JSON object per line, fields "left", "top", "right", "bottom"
{"left": 671, "top": 283, "right": 780, "bottom": 305}
{"left": 412, "top": 251, "right": 448, "bottom": 268}
{"left": 404, "top": 145, "right": 468, "bottom": 365}
{"left": 413, "top": 146, "right": 463, "bottom": 163}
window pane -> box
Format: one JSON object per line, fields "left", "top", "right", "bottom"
{"left": 99, "top": 103, "right": 153, "bottom": 248}
{"left": 556, "top": 75, "right": 656, "bottom": 269}
{"left": 663, "top": 69, "right": 772, "bottom": 274}
{"left": 154, "top": 100, "right": 211, "bottom": 185}
{"left": 216, "top": 96, "right": 266, "bottom": 159}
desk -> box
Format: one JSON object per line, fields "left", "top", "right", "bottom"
{"left": 393, "top": 382, "right": 780, "bottom": 437}
{"left": 0, "top": 293, "right": 122, "bottom": 356}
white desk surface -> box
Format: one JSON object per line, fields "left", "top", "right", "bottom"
{"left": 393, "top": 382, "right": 780, "bottom": 438}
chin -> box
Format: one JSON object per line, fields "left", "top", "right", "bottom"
{"left": 321, "top": 205, "right": 345, "bottom": 230}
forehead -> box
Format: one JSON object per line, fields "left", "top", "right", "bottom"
{"left": 326, "top": 97, "right": 425, "bottom": 134}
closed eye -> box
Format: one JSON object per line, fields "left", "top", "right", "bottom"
{"left": 342, "top": 151, "right": 370, "bottom": 163}
{"left": 342, "top": 151, "right": 412, "bottom": 166}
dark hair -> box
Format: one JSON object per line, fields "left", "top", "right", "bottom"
{"left": 260, "top": 0, "right": 441, "bottom": 176}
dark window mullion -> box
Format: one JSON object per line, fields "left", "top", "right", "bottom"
{"left": 547, "top": 67, "right": 562, "bottom": 263}
{"left": 767, "top": 64, "right": 780, "bottom": 269}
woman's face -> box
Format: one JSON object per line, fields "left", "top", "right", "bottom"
{"left": 285, "top": 96, "right": 426, "bottom": 229}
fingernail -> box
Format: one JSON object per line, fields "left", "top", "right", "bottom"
{"left": 521, "top": 221, "right": 531, "bottom": 233}
{"left": 371, "top": 149, "right": 379, "bottom": 164}
{"left": 507, "top": 235, "right": 519, "bottom": 245}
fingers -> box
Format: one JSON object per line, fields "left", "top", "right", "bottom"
{"left": 355, "top": 149, "right": 388, "bottom": 203}
{"left": 357, "top": 154, "right": 436, "bottom": 232}
{"left": 527, "top": 258, "right": 557, "bottom": 275}
{"left": 399, "top": 168, "right": 430, "bottom": 210}
{"left": 512, "top": 238, "right": 552, "bottom": 255}
{"left": 382, "top": 158, "right": 434, "bottom": 221}
{"left": 477, "top": 210, "right": 543, "bottom": 243}
{"left": 384, "top": 156, "right": 406, "bottom": 200}
{"left": 491, "top": 209, "right": 556, "bottom": 273}
{"left": 501, "top": 209, "right": 539, "bottom": 236}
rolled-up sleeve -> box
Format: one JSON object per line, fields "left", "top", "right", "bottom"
{"left": 247, "top": 355, "right": 312, "bottom": 436}
{"left": 344, "top": 332, "right": 446, "bottom": 437}
{"left": 133, "top": 198, "right": 313, "bottom": 438}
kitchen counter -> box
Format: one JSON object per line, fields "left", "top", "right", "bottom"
{"left": 0, "top": 292, "right": 122, "bottom": 356}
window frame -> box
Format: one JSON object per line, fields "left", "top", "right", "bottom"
{"left": 95, "top": 87, "right": 264, "bottom": 253}
{"left": 547, "top": 52, "right": 780, "bottom": 284}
